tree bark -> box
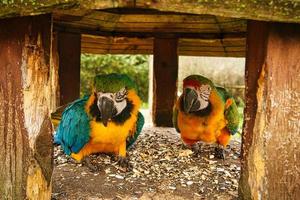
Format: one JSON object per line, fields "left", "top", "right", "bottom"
{"left": 0, "top": 14, "right": 54, "bottom": 199}
{"left": 239, "top": 21, "right": 300, "bottom": 200}
{"left": 152, "top": 37, "right": 178, "bottom": 127}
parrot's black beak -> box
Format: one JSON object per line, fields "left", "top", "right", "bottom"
{"left": 97, "top": 97, "right": 117, "bottom": 126}
{"left": 183, "top": 88, "right": 199, "bottom": 113}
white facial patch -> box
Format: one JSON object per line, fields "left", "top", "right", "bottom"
{"left": 96, "top": 87, "right": 128, "bottom": 116}
{"left": 197, "top": 84, "right": 211, "bottom": 110}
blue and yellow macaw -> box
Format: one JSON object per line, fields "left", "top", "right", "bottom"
{"left": 53, "top": 73, "right": 144, "bottom": 169}
{"left": 173, "top": 75, "right": 239, "bottom": 159}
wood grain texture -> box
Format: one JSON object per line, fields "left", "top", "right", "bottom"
{"left": 240, "top": 21, "right": 300, "bottom": 200}
{"left": 54, "top": 10, "right": 247, "bottom": 57}
{"left": 1, "top": 0, "right": 300, "bottom": 23}
{"left": 58, "top": 32, "right": 81, "bottom": 105}
{"left": 0, "top": 14, "right": 54, "bottom": 199}
{"left": 50, "top": 31, "right": 60, "bottom": 111}
{"left": 81, "top": 34, "right": 245, "bottom": 57}
{"left": 53, "top": 11, "right": 246, "bottom": 34}
{"left": 152, "top": 37, "right": 178, "bottom": 127}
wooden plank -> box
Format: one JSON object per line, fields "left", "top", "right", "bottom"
{"left": 54, "top": 21, "right": 246, "bottom": 39}
{"left": 82, "top": 47, "right": 244, "bottom": 57}
{"left": 118, "top": 13, "right": 217, "bottom": 23}
{"left": 81, "top": 43, "right": 152, "bottom": 50}
{"left": 152, "top": 37, "right": 178, "bottom": 127}
{"left": 216, "top": 19, "right": 247, "bottom": 32}
{"left": 225, "top": 46, "right": 245, "bottom": 51}
{"left": 81, "top": 34, "right": 153, "bottom": 45}
{"left": 136, "top": 0, "right": 300, "bottom": 23}
{"left": 50, "top": 31, "right": 60, "bottom": 111}
{"left": 223, "top": 37, "right": 246, "bottom": 46}
{"left": 239, "top": 21, "right": 300, "bottom": 199}
{"left": 54, "top": 11, "right": 246, "bottom": 34}
{"left": 81, "top": 34, "right": 245, "bottom": 57}
{"left": 82, "top": 48, "right": 152, "bottom": 55}
{"left": 58, "top": 32, "right": 81, "bottom": 105}
{"left": 2, "top": 0, "right": 300, "bottom": 23}
{"left": 178, "top": 46, "right": 225, "bottom": 51}
{"left": 0, "top": 14, "right": 53, "bottom": 199}
{"left": 57, "top": 19, "right": 221, "bottom": 33}
{"left": 81, "top": 34, "right": 153, "bottom": 54}
{"left": 178, "top": 50, "right": 244, "bottom": 57}
{"left": 179, "top": 38, "right": 223, "bottom": 47}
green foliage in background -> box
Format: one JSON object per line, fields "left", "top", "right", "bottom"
{"left": 80, "top": 54, "right": 149, "bottom": 103}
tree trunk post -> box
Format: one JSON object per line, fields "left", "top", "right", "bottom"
{"left": 58, "top": 32, "right": 81, "bottom": 105}
{"left": 152, "top": 37, "right": 178, "bottom": 127}
{"left": 239, "top": 21, "right": 300, "bottom": 199}
{"left": 0, "top": 15, "right": 54, "bottom": 199}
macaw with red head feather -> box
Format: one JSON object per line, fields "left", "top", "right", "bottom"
{"left": 173, "top": 75, "right": 239, "bottom": 159}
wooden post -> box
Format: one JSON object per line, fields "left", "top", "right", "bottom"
{"left": 239, "top": 21, "right": 300, "bottom": 199}
{"left": 152, "top": 37, "right": 178, "bottom": 127}
{"left": 51, "top": 31, "right": 60, "bottom": 111}
{"left": 57, "top": 32, "right": 81, "bottom": 105}
{"left": 0, "top": 15, "right": 54, "bottom": 199}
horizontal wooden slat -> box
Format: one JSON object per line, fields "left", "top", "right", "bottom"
{"left": 81, "top": 48, "right": 152, "bottom": 55}
{"left": 179, "top": 38, "right": 223, "bottom": 47}
{"left": 82, "top": 48, "right": 245, "bottom": 57}
{"left": 179, "top": 51, "right": 244, "bottom": 57}
{"left": 54, "top": 10, "right": 247, "bottom": 34}
{"left": 81, "top": 34, "right": 245, "bottom": 57}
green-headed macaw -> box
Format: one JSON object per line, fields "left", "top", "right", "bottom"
{"left": 173, "top": 75, "right": 240, "bottom": 159}
{"left": 53, "top": 73, "right": 144, "bottom": 169}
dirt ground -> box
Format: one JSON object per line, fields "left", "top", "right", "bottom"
{"left": 52, "top": 126, "right": 241, "bottom": 200}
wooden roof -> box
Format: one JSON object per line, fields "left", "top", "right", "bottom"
{"left": 1, "top": 0, "right": 300, "bottom": 23}
{"left": 81, "top": 34, "right": 245, "bottom": 57}
{"left": 2, "top": 0, "right": 298, "bottom": 57}
{"left": 55, "top": 10, "right": 246, "bottom": 57}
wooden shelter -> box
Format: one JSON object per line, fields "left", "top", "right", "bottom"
{"left": 0, "top": 1, "right": 299, "bottom": 199}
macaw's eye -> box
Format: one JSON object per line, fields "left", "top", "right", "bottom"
{"left": 115, "top": 88, "right": 127, "bottom": 102}
{"left": 96, "top": 92, "right": 102, "bottom": 99}
{"left": 200, "top": 85, "right": 211, "bottom": 93}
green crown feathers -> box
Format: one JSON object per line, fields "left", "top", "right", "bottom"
{"left": 93, "top": 73, "right": 138, "bottom": 93}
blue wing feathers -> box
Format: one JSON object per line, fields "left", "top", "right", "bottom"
{"left": 54, "top": 96, "right": 91, "bottom": 155}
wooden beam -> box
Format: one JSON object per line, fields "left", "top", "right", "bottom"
{"left": 58, "top": 32, "right": 81, "bottom": 105}
{"left": 152, "top": 37, "right": 178, "bottom": 127}
{"left": 0, "top": 14, "right": 53, "bottom": 199}
{"left": 53, "top": 11, "right": 246, "bottom": 36}
{"left": 51, "top": 31, "right": 60, "bottom": 111}
{"left": 239, "top": 21, "right": 300, "bottom": 199}
{"left": 1, "top": 1, "right": 300, "bottom": 23}
{"left": 137, "top": 0, "right": 300, "bottom": 23}
{"left": 80, "top": 34, "right": 245, "bottom": 57}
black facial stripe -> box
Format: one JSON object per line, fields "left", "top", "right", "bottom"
{"left": 200, "top": 93, "right": 209, "bottom": 100}
{"left": 115, "top": 94, "right": 127, "bottom": 102}
{"left": 116, "top": 94, "right": 126, "bottom": 99}
{"left": 89, "top": 96, "right": 133, "bottom": 124}
{"left": 90, "top": 94, "right": 102, "bottom": 121}
{"left": 113, "top": 99, "right": 133, "bottom": 124}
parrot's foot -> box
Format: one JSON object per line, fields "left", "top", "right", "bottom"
{"left": 191, "top": 144, "right": 201, "bottom": 157}
{"left": 214, "top": 146, "right": 225, "bottom": 160}
{"left": 82, "top": 156, "right": 100, "bottom": 172}
{"left": 117, "top": 156, "right": 132, "bottom": 171}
